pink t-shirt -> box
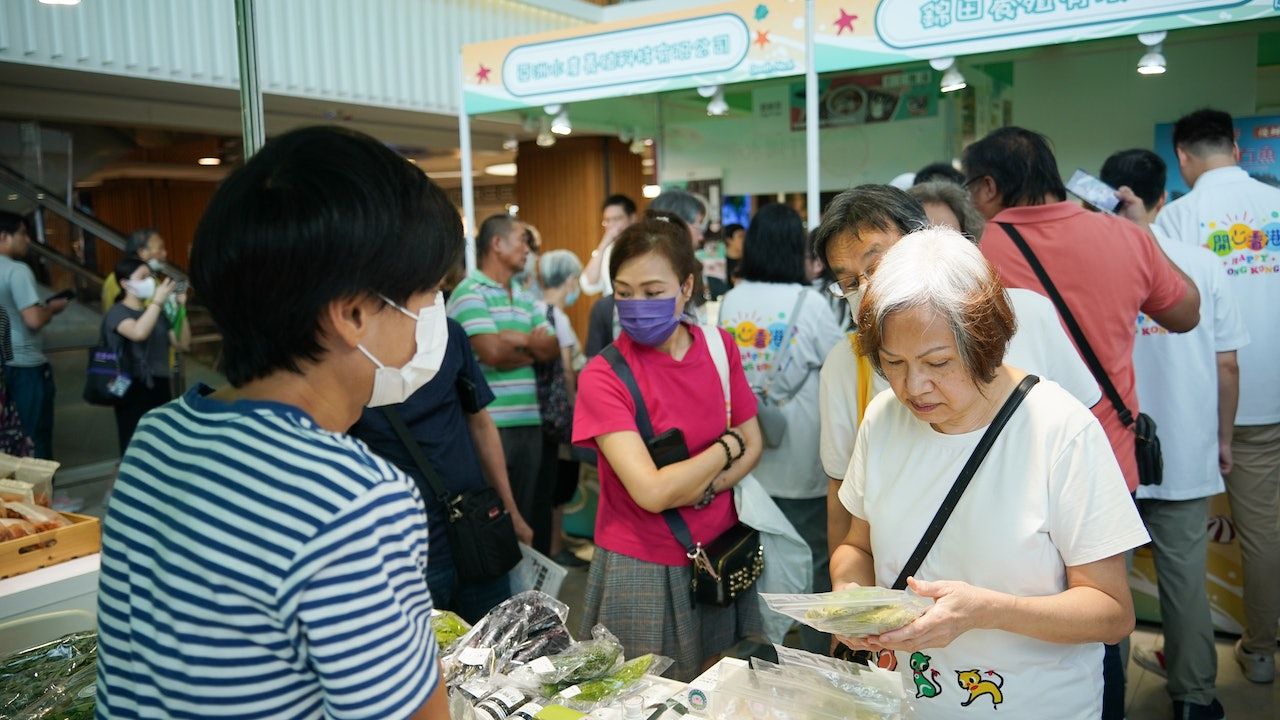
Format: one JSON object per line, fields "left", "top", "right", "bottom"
{"left": 573, "top": 324, "right": 758, "bottom": 566}
{"left": 981, "top": 203, "right": 1188, "bottom": 492}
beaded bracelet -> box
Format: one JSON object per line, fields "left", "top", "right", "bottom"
{"left": 715, "top": 437, "right": 735, "bottom": 471}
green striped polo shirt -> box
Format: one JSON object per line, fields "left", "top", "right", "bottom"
{"left": 446, "top": 269, "right": 552, "bottom": 429}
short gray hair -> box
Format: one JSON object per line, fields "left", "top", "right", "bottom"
{"left": 539, "top": 249, "right": 583, "bottom": 290}
{"left": 908, "top": 181, "right": 986, "bottom": 243}
{"left": 650, "top": 190, "right": 708, "bottom": 228}
{"left": 856, "top": 226, "right": 1015, "bottom": 383}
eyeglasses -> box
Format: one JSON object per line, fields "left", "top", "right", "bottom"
{"left": 963, "top": 176, "right": 985, "bottom": 191}
{"left": 827, "top": 273, "right": 869, "bottom": 299}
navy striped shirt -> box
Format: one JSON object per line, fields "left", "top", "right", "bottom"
{"left": 96, "top": 385, "right": 440, "bottom": 719}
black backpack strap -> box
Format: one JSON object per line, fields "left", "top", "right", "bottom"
{"left": 998, "top": 223, "right": 1134, "bottom": 428}
{"left": 380, "top": 406, "right": 455, "bottom": 513}
{"left": 891, "top": 375, "right": 1040, "bottom": 590}
{"left": 600, "top": 343, "right": 698, "bottom": 554}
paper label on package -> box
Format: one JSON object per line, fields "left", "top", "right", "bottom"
{"left": 530, "top": 656, "right": 556, "bottom": 674}
{"left": 459, "top": 646, "right": 493, "bottom": 666}
{"left": 559, "top": 684, "right": 583, "bottom": 699}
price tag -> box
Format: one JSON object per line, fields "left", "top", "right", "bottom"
{"left": 530, "top": 656, "right": 556, "bottom": 674}
{"left": 459, "top": 646, "right": 493, "bottom": 667}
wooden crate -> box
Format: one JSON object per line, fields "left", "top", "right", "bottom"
{"left": 0, "top": 513, "right": 101, "bottom": 579}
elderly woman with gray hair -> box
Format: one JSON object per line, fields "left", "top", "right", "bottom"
{"left": 535, "top": 249, "right": 588, "bottom": 564}
{"left": 831, "top": 226, "right": 1148, "bottom": 719}
{"left": 908, "top": 180, "right": 988, "bottom": 242}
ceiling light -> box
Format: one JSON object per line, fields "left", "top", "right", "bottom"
{"left": 507, "top": 204, "right": 520, "bottom": 215}
{"left": 197, "top": 157, "right": 222, "bottom": 166}
{"left": 537, "top": 116, "right": 556, "bottom": 147}
{"left": 642, "top": 184, "right": 662, "bottom": 199}
{"left": 485, "top": 162, "right": 518, "bottom": 177}
{"left": 697, "top": 85, "right": 719, "bottom": 98}
{"left": 543, "top": 104, "right": 562, "bottom": 116}
{"left": 641, "top": 158, "right": 655, "bottom": 167}
{"left": 6, "top": 194, "right": 18, "bottom": 201}
{"left": 643, "top": 138, "right": 654, "bottom": 146}
{"left": 1137, "top": 31, "right": 1167, "bottom": 75}
{"left": 39, "top": 0, "right": 81, "bottom": 5}
{"left": 630, "top": 137, "right": 646, "bottom": 155}
{"left": 551, "top": 110, "right": 572, "bottom": 136}
{"left": 940, "top": 66, "right": 967, "bottom": 92}
{"left": 502, "top": 136, "right": 519, "bottom": 152}
{"left": 706, "top": 88, "right": 729, "bottom": 116}
{"left": 929, "top": 57, "right": 967, "bottom": 93}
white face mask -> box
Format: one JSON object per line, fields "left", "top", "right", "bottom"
{"left": 358, "top": 292, "right": 448, "bottom": 408}
{"left": 129, "top": 277, "right": 157, "bottom": 301}
{"left": 146, "top": 258, "right": 164, "bottom": 272}
{"left": 847, "top": 285, "right": 867, "bottom": 328}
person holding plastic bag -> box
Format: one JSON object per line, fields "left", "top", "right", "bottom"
{"left": 572, "top": 215, "right": 764, "bottom": 682}
{"left": 830, "top": 227, "right": 1148, "bottom": 719}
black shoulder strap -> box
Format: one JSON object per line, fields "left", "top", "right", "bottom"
{"left": 891, "top": 375, "right": 1040, "bottom": 590}
{"left": 380, "top": 406, "right": 453, "bottom": 508}
{"left": 600, "top": 342, "right": 698, "bottom": 553}
{"left": 998, "top": 223, "right": 1134, "bottom": 427}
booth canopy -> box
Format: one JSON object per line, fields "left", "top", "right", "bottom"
{"left": 461, "top": 0, "right": 1277, "bottom": 115}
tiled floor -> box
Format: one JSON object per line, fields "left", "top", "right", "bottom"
{"left": 1126, "top": 625, "right": 1278, "bottom": 719}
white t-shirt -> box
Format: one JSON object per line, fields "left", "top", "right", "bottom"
{"left": 840, "top": 381, "right": 1148, "bottom": 720}
{"left": 719, "top": 281, "right": 844, "bottom": 499}
{"left": 579, "top": 243, "right": 614, "bottom": 296}
{"left": 818, "top": 288, "right": 1102, "bottom": 479}
{"left": 1134, "top": 227, "right": 1249, "bottom": 501}
{"left": 547, "top": 304, "right": 579, "bottom": 350}
{"left": 1155, "top": 166, "right": 1280, "bottom": 425}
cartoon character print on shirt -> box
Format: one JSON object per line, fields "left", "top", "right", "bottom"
{"left": 1202, "top": 210, "right": 1280, "bottom": 279}
{"left": 956, "top": 669, "right": 1004, "bottom": 709}
{"left": 722, "top": 310, "right": 798, "bottom": 376}
{"left": 910, "top": 652, "right": 942, "bottom": 699}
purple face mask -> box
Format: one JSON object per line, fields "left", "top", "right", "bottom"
{"left": 617, "top": 296, "right": 681, "bottom": 346}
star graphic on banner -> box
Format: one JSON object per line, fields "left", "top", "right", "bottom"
{"left": 834, "top": 9, "right": 858, "bottom": 35}
{"left": 475, "top": 64, "right": 492, "bottom": 83}
{"left": 754, "top": 29, "right": 770, "bottom": 48}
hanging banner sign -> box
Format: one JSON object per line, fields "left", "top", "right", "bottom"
{"left": 503, "top": 15, "right": 751, "bottom": 97}
{"left": 875, "top": 0, "right": 1251, "bottom": 50}
{"left": 461, "top": 0, "right": 1277, "bottom": 114}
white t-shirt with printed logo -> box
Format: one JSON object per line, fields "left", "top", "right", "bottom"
{"left": 1134, "top": 227, "right": 1250, "bottom": 501}
{"left": 720, "top": 280, "right": 844, "bottom": 499}
{"left": 818, "top": 288, "right": 1102, "bottom": 480}
{"left": 839, "top": 381, "right": 1148, "bottom": 720}
{"left": 1155, "top": 166, "right": 1280, "bottom": 425}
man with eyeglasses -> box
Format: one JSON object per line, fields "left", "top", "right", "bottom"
{"left": 580, "top": 194, "right": 638, "bottom": 298}
{"left": 813, "top": 184, "right": 1100, "bottom": 560}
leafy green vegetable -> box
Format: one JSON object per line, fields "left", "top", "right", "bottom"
{"left": 431, "top": 611, "right": 471, "bottom": 652}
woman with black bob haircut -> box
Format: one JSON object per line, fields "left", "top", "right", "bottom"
{"left": 95, "top": 125, "right": 460, "bottom": 719}
{"left": 717, "top": 203, "right": 844, "bottom": 653}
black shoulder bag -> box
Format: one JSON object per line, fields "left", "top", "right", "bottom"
{"left": 381, "top": 407, "right": 522, "bottom": 584}
{"left": 999, "top": 222, "right": 1162, "bottom": 486}
{"left": 600, "top": 344, "right": 763, "bottom": 607}
{"left": 837, "top": 375, "right": 1040, "bottom": 664}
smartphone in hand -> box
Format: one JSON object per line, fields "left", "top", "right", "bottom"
{"left": 1065, "top": 169, "right": 1121, "bottom": 214}
{"left": 44, "top": 289, "right": 74, "bottom": 304}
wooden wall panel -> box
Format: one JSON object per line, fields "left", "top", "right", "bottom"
{"left": 85, "top": 179, "right": 216, "bottom": 277}
{"left": 515, "top": 136, "right": 644, "bottom": 342}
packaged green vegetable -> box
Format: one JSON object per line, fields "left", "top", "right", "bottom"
{"left": 526, "top": 625, "right": 623, "bottom": 687}
{"left": 554, "top": 653, "right": 672, "bottom": 710}
{"left": 432, "top": 610, "right": 472, "bottom": 653}
{"left": 761, "top": 587, "right": 932, "bottom": 637}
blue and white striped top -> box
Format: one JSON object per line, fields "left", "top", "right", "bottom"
{"left": 95, "top": 385, "right": 440, "bottom": 719}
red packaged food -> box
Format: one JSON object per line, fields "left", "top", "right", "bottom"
{"left": 2, "top": 502, "right": 70, "bottom": 532}
{"left": 0, "top": 517, "right": 38, "bottom": 541}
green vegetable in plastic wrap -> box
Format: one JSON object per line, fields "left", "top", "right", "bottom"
{"left": 431, "top": 610, "right": 472, "bottom": 652}
{"left": 0, "top": 631, "right": 99, "bottom": 719}
{"left": 804, "top": 602, "right": 919, "bottom": 628}
{"left": 556, "top": 653, "right": 664, "bottom": 704}
{"left": 533, "top": 625, "right": 623, "bottom": 687}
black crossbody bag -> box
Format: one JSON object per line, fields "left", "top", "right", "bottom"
{"left": 600, "top": 344, "right": 764, "bottom": 608}
{"left": 999, "top": 222, "right": 1162, "bottom": 486}
{"left": 838, "top": 375, "right": 1039, "bottom": 664}
{"left": 381, "top": 407, "right": 522, "bottom": 585}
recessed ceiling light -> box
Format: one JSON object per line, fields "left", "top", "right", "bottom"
{"left": 39, "top": 0, "right": 82, "bottom": 6}
{"left": 197, "top": 157, "right": 222, "bottom": 166}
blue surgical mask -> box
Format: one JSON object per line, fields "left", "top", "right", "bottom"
{"left": 566, "top": 287, "right": 580, "bottom": 307}
{"left": 617, "top": 296, "right": 681, "bottom": 346}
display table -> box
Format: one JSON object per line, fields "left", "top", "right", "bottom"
{"left": 0, "top": 553, "right": 100, "bottom": 626}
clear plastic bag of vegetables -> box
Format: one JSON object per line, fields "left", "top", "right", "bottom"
{"left": 550, "top": 653, "right": 673, "bottom": 712}
{"left": 431, "top": 610, "right": 472, "bottom": 653}
{"left": 760, "top": 586, "right": 932, "bottom": 637}
{"left": 443, "top": 591, "right": 573, "bottom": 687}
{"left": 0, "top": 631, "right": 98, "bottom": 719}
{"left": 509, "top": 624, "right": 624, "bottom": 691}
